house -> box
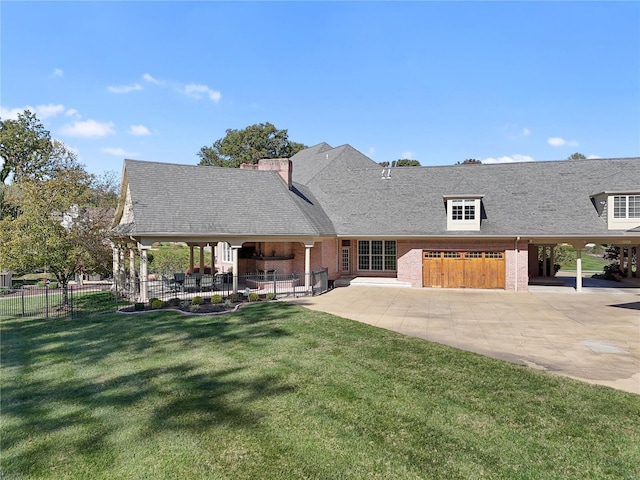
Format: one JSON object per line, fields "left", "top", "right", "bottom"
{"left": 112, "top": 143, "right": 640, "bottom": 300}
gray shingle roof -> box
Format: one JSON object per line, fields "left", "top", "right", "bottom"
{"left": 299, "top": 156, "right": 640, "bottom": 237}
{"left": 115, "top": 160, "right": 335, "bottom": 237}
{"left": 114, "top": 149, "right": 640, "bottom": 240}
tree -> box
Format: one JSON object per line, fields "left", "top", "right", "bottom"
{"left": 197, "top": 122, "right": 307, "bottom": 168}
{"left": 456, "top": 159, "right": 482, "bottom": 165}
{"left": 0, "top": 162, "right": 114, "bottom": 302}
{"left": 0, "top": 114, "right": 116, "bottom": 302}
{"left": 567, "top": 152, "right": 586, "bottom": 160}
{"left": 391, "top": 159, "right": 421, "bottom": 167}
{"left": 0, "top": 110, "right": 55, "bottom": 184}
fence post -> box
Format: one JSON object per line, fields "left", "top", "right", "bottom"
{"left": 21, "top": 287, "right": 25, "bottom": 317}
{"left": 45, "top": 285, "right": 49, "bottom": 319}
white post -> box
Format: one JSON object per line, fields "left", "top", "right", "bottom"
{"left": 129, "top": 249, "right": 136, "bottom": 293}
{"left": 626, "top": 247, "right": 633, "bottom": 279}
{"left": 305, "top": 245, "right": 311, "bottom": 291}
{"left": 139, "top": 247, "right": 148, "bottom": 302}
{"left": 119, "top": 247, "right": 126, "bottom": 289}
{"left": 575, "top": 248, "right": 583, "bottom": 292}
{"left": 112, "top": 245, "right": 119, "bottom": 288}
{"left": 232, "top": 247, "right": 239, "bottom": 293}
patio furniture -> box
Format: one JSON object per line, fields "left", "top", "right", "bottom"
{"left": 183, "top": 276, "right": 198, "bottom": 292}
{"left": 200, "top": 274, "right": 214, "bottom": 291}
{"left": 173, "top": 273, "right": 185, "bottom": 286}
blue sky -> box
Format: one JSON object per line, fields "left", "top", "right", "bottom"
{"left": 2, "top": 1, "right": 639, "bottom": 176}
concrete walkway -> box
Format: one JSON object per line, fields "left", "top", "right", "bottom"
{"left": 287, "top": 282, "right": 640, "bottom": 395}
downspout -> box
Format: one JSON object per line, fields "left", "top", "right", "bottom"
{"left": 514, "top": 236, "right": 520, "bottom": 292}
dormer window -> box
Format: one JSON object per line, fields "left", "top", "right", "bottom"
{"left": 613, "top": 195, "right": 640, "bottom": 219}
{"left": 452, "top": 199, "right": 476, "bottom": 221}
{"left": 444, "top": 195, "right": 483, "bottom": 231}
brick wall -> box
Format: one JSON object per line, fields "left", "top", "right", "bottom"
{"left": 397, "top": 239, "right": 530, "bottom": 290}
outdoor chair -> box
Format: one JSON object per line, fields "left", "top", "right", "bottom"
{"left": 162, "top": 275, "right": 179, "bottom": 293}
{"left": 200, "top": 274, "right": 214, "bottom": 291}
{"left": 214, "top": 273, "right": 225, "bottom": 290}
{"left": 173, "top": 273, "right": 185, "bottom": 286}
{"left": 183, "top": 276, "right": 198, "bottom": 292}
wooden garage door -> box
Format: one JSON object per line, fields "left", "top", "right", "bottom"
{"left": 422, "top": 251, "right": 505, "bottom": 289}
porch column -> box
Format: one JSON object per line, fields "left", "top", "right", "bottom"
{"left": 112, "top": 244, "right": 120, "bottom": 289}
{"left": 199, "top": 244, "right": 205, "bottom": 274}
{"left": 129, "top": 248, "right": 136, "bottom": 293}
{"left": 232, "top": 247, "right": 239, "bottom": 293}
{"left": 210, "top": 242, "right": 216, "bottom": 274}
{"left": 189, "top": 245, "right": 195, "bottom": 273}
{"left": 575, "top": 247, "right": 583, "bottom": 292}
{"left": 626, "top": 247, "right": 633, "bottom": 279}
{"left": 118, "top": 247, "right": 126, "bottom": 289}
{"left": 304, "top": 245, "right": 311, "bottom": 291}
{"left": 139, "top": 247, "right": 149, "bottom": 302}
{"left": 549, "top": 246, "right": 555, "bottom": 277}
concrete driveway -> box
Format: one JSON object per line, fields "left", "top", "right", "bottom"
{"left": 288, "top": 282, "right": 640, "bottom": 395}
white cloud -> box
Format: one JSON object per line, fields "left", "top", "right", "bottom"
{"left": 102, "top": 147, "right": 137, "bottom": 157}
{"left": 587, "top": 154, "right": 600, "bottom": 159}
{"left": 66, "top": 108, "right": 80, "bottom": 118}
{"left": 60, "top": 119, "right": 115, "bottom": 138}
{"left": 143, "top": 73, "right": 161, "bottom": 84}
{"left": 107, "top": 83, "right": 143, "bottom": 93}
{"left": 401, "top": 151, "right": 416, "bottom": 159}
{"left": 183, "top": 84, "right": 222, "bottom": 102}
{"left": 52, "top": 68, "right": 64, "bottom": 78}
{"left": 1, "top": 104, "right": 65, "bottom": 120}
{"left": 483, "top": 154, "right": 535, "bottom": 164}
{"left": 35, "top": 104, "right": 65, "bottom": 119}
{"left": 548, "top": 137, "right": 578, "bottom": 147}
{"left": 368, "top": 147, "right": 375, "bottom": 156}
{"left": 0, "top": 106, "right": 23, "bottom": 120}
{"left": 522, "top": 128, "right": 531, "bottom": 136}
{"left": 129, "top": 124, "right": 150, "bottom": 136}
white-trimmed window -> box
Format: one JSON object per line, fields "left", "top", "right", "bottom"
{"left": 357, "top": 240, "right": 396, "bottom": 271}
{"left": 219, "top": 242, "right": 233, "bottom": 263}
{"left": 444, "top": 195, "right": 483, "bottom": 231}
{"left": 613, "top": 195, "right": 640, "bottom": 219}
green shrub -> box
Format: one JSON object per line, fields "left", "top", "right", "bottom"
{"left": 224, "top": 299, "right": 233, "bottom": 308}
{"left": 211, "top": 294, "right": 223, "bottom": 304}
{"left": 148, "top": 297, "right": 160, "bottom": 307}
{"left": 248, "top": 292, "right": 260, "bottom": 302}
{"left": 47, "top": 282, "right": 58, "bottom": 289}
{"left": 180, "top": 300, "right": 191, "bottom": 309}
{"left": 192, "top": 296, "right": 204, "bottom": 305}
{"left": 37, "top": 281, "right": 46, "bottom": 287}
{"left": 227, "top": 293, "right": 244, "bottom": 303}
{"left": 266, "top": 292, "right": 276, "bottom": 300}
{"left": 134, "top": 302, "right": 145, "bottom": 311}
{"left": 151, "top": 299, "right": 164, "bottom": 309}
{"left": 0, "top": 287, "right": 10, "bottom": 295}
{"left": 167, "top": 297, "right": 181, "bottom": 307}
{"left": 189, "top": 304, "right": 200, "bottom": 313}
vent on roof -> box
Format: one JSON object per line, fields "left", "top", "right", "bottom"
{"left": 381, "top": 168, "right": 391, "bottom": 180}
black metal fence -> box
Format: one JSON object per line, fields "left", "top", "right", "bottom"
{"left": 0, "top": 270, "right": 330, "bottom": 319}
{"left": 0, "top": 283, "right": 119, "bottom": 319}
{"left": 137, "top": 271, "right": 326, "bottom": 302}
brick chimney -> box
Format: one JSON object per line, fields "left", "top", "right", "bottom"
{"left": 258, "top": 158, "right": 293, "bottom": 189}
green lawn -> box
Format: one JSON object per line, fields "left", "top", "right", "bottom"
{"left": 2, "top": 304, "right": 639, "bottom": 479}
{"left": 561, "top": 252, "right": 610, "bottom": 272}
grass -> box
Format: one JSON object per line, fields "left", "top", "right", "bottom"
{"left": 1, "top": 304, "right": 639, "bottom": 479}
{"left": 561, "top": 252, "right": 610, "bottom": 272}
